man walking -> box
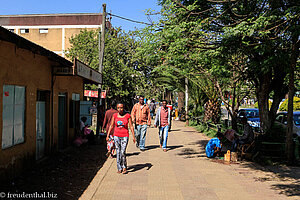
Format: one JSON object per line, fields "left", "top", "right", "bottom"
{"left": 149, "top": 100, "right": 156, "bottom": 119}
{"left": 102, "top": 100, "right": 118, "bottom": 134}
{"left": 131, "top": 96, "right": 151, "bottom": 151}
{"left": 154, "top": 100, "right": 171, "bottom": 152}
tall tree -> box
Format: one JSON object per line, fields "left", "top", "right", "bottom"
{"left": 67, "top": 28, "right": 147, "bottom": 106}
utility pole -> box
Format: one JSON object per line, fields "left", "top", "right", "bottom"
{"left": 96, "top": 3, "right": 106, "bottom": 135}
{"left": 185, "top": 77, "right": 189, "bottom": 126}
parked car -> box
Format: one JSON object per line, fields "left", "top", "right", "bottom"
{"left": 275, "top": 111, "right": 300, "bottom": 137}
{"left": 237, "top": 108, "right": 260, "bottom": 128}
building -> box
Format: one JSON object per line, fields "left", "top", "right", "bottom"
{"left": 0, "top": 26, "right": 101, "bottom": 181}
{"left": 0, "top": 13, "right": 110, "bottom": 57}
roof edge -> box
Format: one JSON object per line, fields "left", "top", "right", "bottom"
{"left": 0, "top": 13, "right": 103, "bottom": 17}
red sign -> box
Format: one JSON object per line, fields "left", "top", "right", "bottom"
{"left": 101, "top": 90, "right": 106, "bottom": 99}
{"left": 84, "top": 90, "right": 107, "bottom": 98}
{"left": 84, "top": 90, "right": 98, "bottom": 98}
{"left": 4, "top": 92, "right": 9, "bottom": 96}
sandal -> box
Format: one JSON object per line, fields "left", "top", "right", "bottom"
{"left": 122, "top": 168, "right": 127, "bottom": 174}
{"left": 117, "top": 170, "right": 122, "bottom": 174}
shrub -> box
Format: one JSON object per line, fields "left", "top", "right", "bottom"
{"left": 279, "top": 97, "right": 300, "bottom": 111}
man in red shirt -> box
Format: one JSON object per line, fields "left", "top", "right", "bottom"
{"left": 154, "top": 100, "right": 171, "bottom": 152}
{"left": 102, "top": 100, "right": 118, "bottom": 134}
{"left": 131, "top": 96, "right": 151, "bottom": 151}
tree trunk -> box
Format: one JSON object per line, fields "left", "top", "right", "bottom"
{"left": 231, "top": 113, "right": 238, "bottom": 131}
{"left": 204, "top": 99, "right": 221, "bottom": 124}
{"left": 166, "top": 89, "right": 172, "bottom": 103}
{"left": 286, "top": 33, "right": 299, "bottom": 164}
{"left": 178, "top": 91, "right": 185, "bottom": 112}
{"left": 256, "top": 72, "right": 272, "bottom": 132}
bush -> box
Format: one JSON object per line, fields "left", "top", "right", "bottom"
{"left": 279, "top": 97, "right": 300, "bottom": 111}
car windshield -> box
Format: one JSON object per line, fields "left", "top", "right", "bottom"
{"left": 245, "top": 110, "right": 259, "bottom": 118}
{"left": 294, "top": 114, "right": 300, "bottom": 126}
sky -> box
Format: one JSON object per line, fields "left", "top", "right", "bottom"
{"left": 0, "top": 0, "right": 161, "bottom": 31}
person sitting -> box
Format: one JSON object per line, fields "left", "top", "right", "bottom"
{"left": 231, "top": 117, "right": 254, "bottom": 152}
{"left": 80, "top": 116, "right": 95, "bottom": 144}
{"left": 205, "top": 132, "right": 224, "bottom": 158}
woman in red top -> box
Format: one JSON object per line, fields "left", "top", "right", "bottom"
{"left": 107, "top": 102, "right": 135, "bottom": 174}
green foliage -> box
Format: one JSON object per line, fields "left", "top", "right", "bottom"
{"left": 67, "top": 28, "right": 148, "bottom": 104}
{"left": 279, "top": 97, "right": 300, "bottom": 111}
{"left": 189, "top": 120, "right": 218, "bottom": 138}
{"left": 146, "top": 0, "right": 299, "bottom": 131}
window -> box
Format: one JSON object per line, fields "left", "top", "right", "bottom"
{"left": 20, "top": 29, "right": 29, "bottom": 34}
{"left": 2, "top": 85, "right": 25, "bottom": 149}
{"left": 39, "top": 28, "right": 48, "bottom": 34}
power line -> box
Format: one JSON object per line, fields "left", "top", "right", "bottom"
{"left": 108, "top": 12, "right": 153, "bottom": 26}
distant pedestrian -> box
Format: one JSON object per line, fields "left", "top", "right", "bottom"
{"left": 131, "top": 96, "right": 151, "bottom": 151}
{"left": 106, "top": 102, "right": 135, "bottom": 174}
{"left": 96, "top": 106, "right": 105, "bottom": 136}
{"left": 149, "top": 100, "right": 156, "bottom": 119}
{"left": 166, "top": 101, "right": 173, "bottom": 131}
{"left": 154, "top": 100, "right": 171, "bottom": 152}
{"left": 102, "top": 100, "right": 118, "bottom": 157}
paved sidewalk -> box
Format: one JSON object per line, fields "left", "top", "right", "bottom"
{"left": 80, "top": 121, "right": 294, "bottom": 200}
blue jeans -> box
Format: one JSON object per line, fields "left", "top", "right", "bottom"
{"left": 135, "top": 124, "right": 148, "bottom": 150}
{"left": 159, "top": 125, "right": 169, "bottom": 149}
{"left": 114, "top": 136, "right": 128, "bottom": 171}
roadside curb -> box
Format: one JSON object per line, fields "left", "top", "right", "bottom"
{"left": 79, "top": 156, "right": 114, "bottom": 200}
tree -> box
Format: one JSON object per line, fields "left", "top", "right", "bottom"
{"left": 154, "top": 0, "right": 299, "bottom": 133}
{"left": 146, "top": 0, "right": 299, "bottom": 162}
{"left": 67, "top": 28, "right": 147, "bottom": 106}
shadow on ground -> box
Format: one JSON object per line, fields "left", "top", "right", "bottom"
{"left": 126, "top": 152, "right": 140, "bottom": 157}
{"left": 175, "top": 140, "right": 209, "bottom": 159}
{"left": 189, "top": 138, "right": 300, "bottom": 197}
{"left": 271, "top": 182, "right": 300, "bottom": 197}
{"left": 187, "top": 123, "right": 300, "bottom": 197}
{"left": 127, "top": 163, "right": 153, "bottom": 173}
{"left": 170, "top": 129, "right": 181, "bottom": 132}
{"left": 0, "top": 143, "right": 108, "bottom": 200}
{"left": 146, "top": 145, "right": 160, "bottom": 150}
{"left": 240, "top": 162, "right": 300, "bottom": 197}
{"left": 189, "top": 139, "right": 209, "bottom": 148}
{"left": 176, "top": 147, "right": 207, "bottom": 159}
{"left": 168, "top": 145, "right": 183, "bottom": 150}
